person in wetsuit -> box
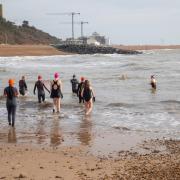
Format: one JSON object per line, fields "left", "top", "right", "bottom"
{"left": 34, "top": 75, "right": 50, "bottom": 103}
{"left": 150, "top": 75, "right": 157, "bottom": 89}
{"left": 50, "top": 72, "right": 63, "bottom": 113}
{"left": 4, "top": 79, "right": 18, "bottom": 127}
{"left": 77, "top": 77, "right": 85, "bottom": 103}
{"left": 19, "top": 76, "right": 27, "bottom": 96}
{"left": 81, "top": 80, "right": 95, "bottom": 115}
{"left": 70, "top": 74, "right": 79, "bottom": 94}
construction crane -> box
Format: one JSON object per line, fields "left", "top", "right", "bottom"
{"left": 59, "top": 21, "right": 89, "bottom": 38}
{"left": 80, "top": 21, "right": 88, "bottom": 37}
{"left": 47, "top": 12, "right": 80, "bottom": 39}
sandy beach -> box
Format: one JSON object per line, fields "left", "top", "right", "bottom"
{"left": 114, "top": 45, "right": 180, "bottom": 51}
{"left": 0, "top": 139, "right": 179, "bottom": 179}
{"left": 0, "top": 45, "right": 70, "bottom": 57}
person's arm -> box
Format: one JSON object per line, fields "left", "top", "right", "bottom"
{"left": 59, "top": 80, "right": 63, "bottom": 98}
{"left": 50, "top": 81, "right": 53, "bottom": 92}
{"left": 24, "top": 81, "right": 27, "bottom": 90}
{"left": 81, "top": 88, "right": 84, "bottom": 98}
{"left": 77, "top": 83, "right": 80, "bottom": 93}
{"left": 91, "top": 87, "right": 96, "bottom": 102}
{"left": 33, "top": 83, "right": 37, "bottom": 95}
{"left": 4, "top": 88, "right": 7, "bottom": 97}
{"left": 43, "top": 83, "right": 50, "bottom": 94}
{"left": 14, "top": 88, "right": 19, "bottom": 97}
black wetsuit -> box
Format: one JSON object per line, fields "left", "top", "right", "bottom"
{"left": 77, "top": 82, "right": 84, "bottom": 103}
{"left": 50, "top": 80, "right": 62, "bottom": 98}
{"left": 19, "top": 80, "right": 27, "bottom": 96}
{"left": 34, "top": 80, "right": 50, "bottom": 103}
{"left": 83, "top": 87, "right": 93, "bottom": 102}
{"left": 70, "top": 78, "right": 79, "bottom": 94}
{"left": 4, "top": 86, "right": 18, "bottom": 127}
{"left": 151, "top": 82, "right": 156, "bottom": 89}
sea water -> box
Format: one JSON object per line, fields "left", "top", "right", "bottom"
{"left": 0, "top": 49, "right": 180, "bottom": 147}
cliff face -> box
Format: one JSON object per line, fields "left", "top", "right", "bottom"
{"left": 0, "top": 18, "right": 61, "bottom": 45}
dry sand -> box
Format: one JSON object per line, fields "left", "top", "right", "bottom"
{"left": 114, "top": 45, "right": 180, "bottom": 51}
{"left": 0, "top": 45, "right": 70, "bottom": 57}
{"left": 0, "top": 139, "right": 179, "bottom": 180}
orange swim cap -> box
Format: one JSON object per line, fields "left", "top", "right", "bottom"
{"left": 9, "top": 79, "right": 15, "bottom": 86}
{"left": 81, "top": 77, "right": 85, "bottom": 81}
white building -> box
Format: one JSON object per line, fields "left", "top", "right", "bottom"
{"left": 86, "top": 32, "right": 110, "bottom": 46}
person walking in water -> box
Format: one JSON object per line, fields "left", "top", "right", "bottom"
{"left": 150, "top": 75, "right": 157, "bottom": 89}
{"left": 19, "top": 76, "right": 27, "bottom": 96}
{"left": 4, "top": 79, "right": 18, "bottom": 127}
{"left": 81, "top": 80, "right": 95, "bottom": 115}
{"left": 70, "top": 74, "right": 79, "bottom": 94}
{"left": 34, "top": 75, "right": 50, "bottom": 103}
{"left": 50, "top": 73, "right": 63, "bottom": 113}
{"left": 77, "top": 77, "right": 85, "bottom": 103}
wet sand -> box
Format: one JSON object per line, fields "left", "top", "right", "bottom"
{"left": 0, "top": 139, "right": 179, "bottom": 179}
{"left": 0, "top": 45, "right": 71, "bottom": 56}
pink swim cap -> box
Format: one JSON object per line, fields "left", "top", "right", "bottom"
{"left": 54, "top": 72, "right": 59, "bottom": 79}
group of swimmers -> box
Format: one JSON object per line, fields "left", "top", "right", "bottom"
{"left": 3, "top": 73, "right": 96, "bottom": 127}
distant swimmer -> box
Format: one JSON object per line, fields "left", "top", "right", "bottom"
{"left": 19, "top": 76, "right": 27, "bottom": 96}
{"left": 34, "top": 75, "right": 50, "bottom": 103}
{"left": 4, "top": 79, "right": 18, "bottom": 127}
{"left": 70, "top": 74, "right": 79, "bottom": 94}
{"left": 82, "top": 80, "right": 95, "bottom": 115}
{"left": 120, "top": 74, "right": 128, "bottom": 80}
{"left": 150, "top": 75, "right": 157, "bottom": 89}
{"left": 77, "top": 77, "right": 85, "bottom": 103}
{"left": 50, "top": 73, "right": 63, "bottom": 113}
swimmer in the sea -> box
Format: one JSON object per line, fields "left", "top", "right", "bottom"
{"left": 150, "top": 75, "right": 157, "bottom": 89}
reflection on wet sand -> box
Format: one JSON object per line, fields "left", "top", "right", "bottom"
{"left": 36, "top": 119, "right": 46, "bottom": 145}
{"left": 78, "top": 115, "right": 92, "bottom": 145}
{"left": 50, "top": 115, "right": 63, "bottom": 146}
{"left": 8, "top": 127, "right": 17, "bottom": 143}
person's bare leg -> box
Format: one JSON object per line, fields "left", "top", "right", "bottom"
{"left": 86, "top": 99, "right": 93, "bottom": 115}
{"left": 53, "top": 98, "right": 56, "bottom": 112}
{"left": 84, "top": 101, "right": 88, "bottom": 114}
{"left": 57, "top": 98, "right": 60, "bottom": 112}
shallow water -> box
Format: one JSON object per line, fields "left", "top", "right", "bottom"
{"left": 0, "top": 50, "right": 180, "bottom": 151}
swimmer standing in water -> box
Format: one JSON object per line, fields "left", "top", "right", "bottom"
{"left": 34, "top": 75, "right": 50, "bottom": 103}
{"left": 81, "top": 80, "right": 95, "bottom": 115}
{"left": 70, "top": 74, "right": 79, "bottom": 94}
{"left": 4, "top": 79, "right": 18, "bottom": 127}
{"left": 19, "top": 76, "right": 28, "bottom": 96}
{"left": 150, "top": 75, "right": 157, "bottom": 89}
{"left": 50, "top": 73, "right": 63, "bottom": 113}
{"left": 77, "top": 77, "right": 85, "bottom": 103}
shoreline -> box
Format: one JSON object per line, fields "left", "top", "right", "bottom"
{"left": 0, "top": 44, "right": 180, "bottom": 57}
{"left": 0, "top": 139, "right": 179, "bottom": 179}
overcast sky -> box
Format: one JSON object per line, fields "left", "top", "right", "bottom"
{"left": 1, "top": 0, "right": 180, "bottom": 44}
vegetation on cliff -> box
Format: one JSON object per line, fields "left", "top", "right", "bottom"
{"left": 0, "top": 18, "right": 61, "bottom": 44}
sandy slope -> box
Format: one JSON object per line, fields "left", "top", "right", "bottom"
{"left": 0, "top": 45, "right": 70, "bottom": 57}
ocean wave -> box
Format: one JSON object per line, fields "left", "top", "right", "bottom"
{"left": 160, "top": 100, "right": 180, "bottom": 104}
{"left": 106, "top": 102, "right": 134, "bottom": 108}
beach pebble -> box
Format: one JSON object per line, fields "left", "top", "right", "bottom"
{"left": 0, "top": 177, "right": 6, "bottom": 179}
{"left": 55, "top": 176, "right": 62, "bottom": 179}
{"left": 15, "top": 173, "right": 27, "bottom": 178}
